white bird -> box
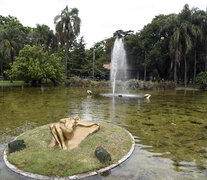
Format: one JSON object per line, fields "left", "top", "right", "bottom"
{"left": 144, "top": 94, "right": 151, "bottom": 99}
{"left": 87, "top": 90, "right": 92, "bottom": 95}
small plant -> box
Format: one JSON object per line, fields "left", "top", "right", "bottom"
{"left": 196, "top": 72, "right": 207, "bottom": 90}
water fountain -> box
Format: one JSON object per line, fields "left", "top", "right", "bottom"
{"left": 101, "top": 38, "right": 146, "bottom": 99}
{"left": 102, "top": 38, "right": 142, "bottom": 98}
{"left": 110, "top": 38, "right": 128, "bottom": 95}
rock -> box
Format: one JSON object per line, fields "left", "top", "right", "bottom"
{"left": 8, "top": 140, "right": 26, "bottom": 153}
{"left": 95, "top": 146, "right": 111, "bottom": 164}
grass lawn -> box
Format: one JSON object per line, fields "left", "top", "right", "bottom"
{"left": 7, "top": 122, "right": 133, "bottom": 177}
{"left": 0, "top": 80, "right": 24, "bottom": 86}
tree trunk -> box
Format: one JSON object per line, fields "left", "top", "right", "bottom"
{"left": 184, "top": 55, "right": 187, "bottom": 88}
{"left": 0, "top": 59, "right": 3, "bottom": 76}
{"left": 65, "top": 41, "right": 69, "bottom": 78}
{"left": 205, "top": 38, "right": 207, "bottom": 72}
{"left": 144, "top": 63, "right": 146, "bottom": 81}
{"left": 174, "top": 63, "right": 177, "bottom": 85}
{"left": 51, "top": 78, "right": 58, "bottom": 86}
{"left": 193, "top": 50, "right": 197, "bottom": 86}
{"left": 205, "top": 54, "right": 207, "bottom": 72}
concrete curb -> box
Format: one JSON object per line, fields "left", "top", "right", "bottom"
{"left": 4, "top": 125, "right": 135, "bottom": 180}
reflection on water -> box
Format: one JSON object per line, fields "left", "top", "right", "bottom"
{"left": 0, "top": 86, "right": 207, "bottom": 179}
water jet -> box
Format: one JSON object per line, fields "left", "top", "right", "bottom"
{"left": 110, "top": 38, "right": 128, "bottom": 96}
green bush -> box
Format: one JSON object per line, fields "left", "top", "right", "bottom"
{"left": 143, "top": 81, "right": 154, "bottom": 90}
{"left": 65, "top": 77, "right": 110, "bottom": 88}
{"left": 196, "top": 72, "right": 207, "bottom": 90}
{"left": 125, "top": 79, "right": 154, "bottom": 90}
{"left": 155, "top": 81, "right": 176, "bottom": 89}
{"left": 5, "top": 45, "right": 65, "bottom": 86}
{"left": 125, "top": 79, "right": 139, "bottom": 89}
{"left": 65, "top": 77, "right": 178, "bottom": 90}
{"left": 65, "top": 76, "right": 81, "bottom": 86}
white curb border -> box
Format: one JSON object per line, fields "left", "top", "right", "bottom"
{"left": 4, "top": 125, "right": 135, "bottom": 180}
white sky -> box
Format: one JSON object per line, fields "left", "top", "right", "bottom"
{"left": 1, "top": 0, "right": 207, "bottom": 48}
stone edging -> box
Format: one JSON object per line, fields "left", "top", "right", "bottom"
{"left": 3, "top": 125, "right": 135, "bottom": 180}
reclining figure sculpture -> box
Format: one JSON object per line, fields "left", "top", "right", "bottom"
{"left": 49, "top": 117, "right": 99, "bottom": 150}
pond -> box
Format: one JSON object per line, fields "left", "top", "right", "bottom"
{"left": 0, "top": 86, "right": 207, "bottom": 179}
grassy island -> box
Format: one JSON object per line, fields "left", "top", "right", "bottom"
{"left": 7, "top": 122, "right": 133, "bottom": 177}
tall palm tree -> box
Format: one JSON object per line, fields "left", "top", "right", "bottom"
{"left": 179, "top": 4, "right": 194, "bottom": 87}
{"left": 54, "top": 6, "right": 81, "bottom": 77}
{"left": 202, "top": 9, "right": 207, "bottom": 72}
{"left": 191, "top": 8, "right": 203, "bottom": 85}
{"left": 163, "top": 5, "right": 196, "bottom": 87}
{"left": 162, "top": 14, "right": 182, "bottom": 85}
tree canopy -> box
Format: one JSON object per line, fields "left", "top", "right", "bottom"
{"left": 0, "top": 4, "right": 207, "bottom": 87}
{"left": 6, "top": 45, "right": 65, "bottom": 85}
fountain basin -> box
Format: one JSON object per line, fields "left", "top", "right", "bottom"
{"left": 101, "top": 93, "right": 144, "bottom": 98}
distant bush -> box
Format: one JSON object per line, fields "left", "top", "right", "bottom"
{"left": 125, "top": 79, "right": 139, "bottom": 89}
{"left": 125, "top": 79, "right": 154, "bottom": 90}
{"left": 196, "top": 72, "right": 207, "bottom": 90}
{"left": 65, "top": 76, "right": 81, "bottom": 86}
{"left": 65, "top": 77, "right": 177, "bottom": 90}
{"left": 143, "top": 81, "right": 154, "bottom": 90}
{"left": 65, "top": 77, "right": 110, "bottom": 88}
{"left": 155, "top": 81, "right": 176, "bottom": 89}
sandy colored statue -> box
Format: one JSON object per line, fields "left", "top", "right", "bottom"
{"left": 49, "top": 117, "right": 99, "bottom": 150}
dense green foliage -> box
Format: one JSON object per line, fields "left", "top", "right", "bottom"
{"left": 0, "top": 4, "right": 207, "bottom": 88}
{"left": 196, "top": 72, "right": 207, "bottom": 90}
{"left": 5, "top": 45, "right": 65, "bottom": 85}
{"left": 124, "top": 5, "right": 207, "bottom": 86}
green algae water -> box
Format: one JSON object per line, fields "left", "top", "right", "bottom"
{"left": 0, "top": 86, "right": 207, "bottom": 179}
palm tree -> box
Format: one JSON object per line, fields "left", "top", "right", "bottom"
{"left": 191, "top": 8, "right": 204, "bottom": 85}
{"left": 54, "top": 6, "right": 81, "bottom": 77}
{"left": 31, "top": 24, "right": 55, "bottom": 51}
{"left": 202, "top": 9, "right": 207, "bottom": 72}
{"left": 163, "top": 5, "right": 196, "bottom": 87}
{"left": 179, "top": 4, "right": 194, "bottom": 87}
{"left": 0, "top": 26, "right": 25, "bottom": 64}
{"left": 162, "top": 14, "right": 182, "bottom": 85}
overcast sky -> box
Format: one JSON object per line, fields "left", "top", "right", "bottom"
{"left": 1, "top": 0, "right": 207, "bottom": 48}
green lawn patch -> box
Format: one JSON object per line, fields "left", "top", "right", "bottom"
{"left": 7, "top": 122, "right": 133, "bottom": 177}
{"left": 0, "top": 80, "right": 24, "bottom": 86}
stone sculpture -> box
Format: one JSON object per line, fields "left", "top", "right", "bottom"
{"left": 49, "top": 117, "right": 99, "bottom": 150}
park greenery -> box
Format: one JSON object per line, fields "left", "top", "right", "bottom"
{"left": 5, "top": 45, "right": 65, "bottom": 86}
{"left": 0, "top": 4, "right": 207, "bottom": 89}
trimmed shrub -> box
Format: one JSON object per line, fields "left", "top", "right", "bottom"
{"left": 196, "top": 72, "right": 207, "bottom": 90}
